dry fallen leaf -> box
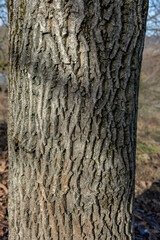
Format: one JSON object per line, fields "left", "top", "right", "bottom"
{"left": 0, "top": 184, "right": 8, "bottom": 195}
{"left": 0, "top": 229, "right": 4, "bottom": 237}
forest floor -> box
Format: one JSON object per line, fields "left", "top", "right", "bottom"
{"left": 0, "top": 39, "right": 160, "bottom": 239}
{"left": 134, "top": 41, "right": 160, "bottom": 240}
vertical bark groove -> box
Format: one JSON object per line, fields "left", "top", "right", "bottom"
{"left": 8, "top": 0, "right": 148, "bottom": 239}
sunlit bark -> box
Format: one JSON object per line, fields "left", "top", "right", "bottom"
{"left": 8, "top": 0, "right": 148, "bottom": 239}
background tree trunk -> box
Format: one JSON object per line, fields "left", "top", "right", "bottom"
{"left": 8, "top": 0, "right": 148, "bottom": 239}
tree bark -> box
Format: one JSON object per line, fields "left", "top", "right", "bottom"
{"left": 8, "top": 0, "right": 148, "bottom": 239}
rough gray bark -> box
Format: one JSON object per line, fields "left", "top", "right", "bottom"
{"left": 8, "top": 0, "right": 148, "bottom": 239}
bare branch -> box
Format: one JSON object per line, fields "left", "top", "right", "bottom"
{"left": 147, "top": 0, "right": 160, "bottom": 35}
{"left": 0, "top": 0, "right": 8, "bottom": 27}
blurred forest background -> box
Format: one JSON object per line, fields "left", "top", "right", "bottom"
{"left": 0, "top": 0, "right": 160, "bottom": 239}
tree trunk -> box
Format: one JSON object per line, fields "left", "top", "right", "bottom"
{"left": 8, "top": 0, "right": 148, "bottom": 239}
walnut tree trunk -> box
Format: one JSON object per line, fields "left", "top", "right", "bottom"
{"left": 8, "top": 0, "right": 148, "bottom": 239}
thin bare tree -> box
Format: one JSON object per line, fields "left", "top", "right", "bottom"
{"left": 0, "top": 0, "right": 8, "bottom": 27}
{"left": 147, "top": 0, "right": 160, "bottom": 35}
